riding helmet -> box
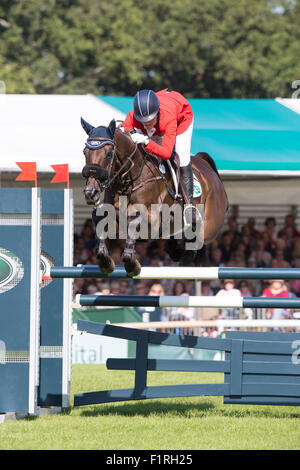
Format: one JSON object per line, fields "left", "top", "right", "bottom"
{"left": 133, "top": 89, "right": 160, "bottom": 122}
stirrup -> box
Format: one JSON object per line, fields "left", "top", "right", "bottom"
{"left": 183, "top": 204, "right": 202, "bottom": 228}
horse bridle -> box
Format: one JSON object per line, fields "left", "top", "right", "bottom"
{"left": 82, "top": 134, "right": 148, "bottom": 192}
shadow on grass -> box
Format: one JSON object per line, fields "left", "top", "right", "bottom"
{"left": 77, "top": 399, "right": 300, "bottom": 420}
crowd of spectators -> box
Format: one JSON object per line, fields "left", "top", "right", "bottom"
{"left": 73, "top": 214, "right": 300, "bottom": 333}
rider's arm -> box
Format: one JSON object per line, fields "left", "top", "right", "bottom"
{"left": 145, "top": 118, "right": 177, "bottom": 160}
{"left": 123, "top": 111, "right": 135, "bottom": 131}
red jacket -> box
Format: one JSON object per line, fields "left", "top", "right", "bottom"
{"left": 123, "top": 89, "right": 193, "bottom": 160}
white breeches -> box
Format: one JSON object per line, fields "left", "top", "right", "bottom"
{"left": 175, "top": 119, "right": 194, "bottom": 167}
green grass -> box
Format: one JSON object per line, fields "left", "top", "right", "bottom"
{"left": 0, "top": 364, "right": 299, "bottom": 450}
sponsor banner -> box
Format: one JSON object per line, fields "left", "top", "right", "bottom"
{"left": 0, "top": 247, "right": 24, "bottom": 294}
{"left": 72, "top": 332, "right": 128, "bottom": 364}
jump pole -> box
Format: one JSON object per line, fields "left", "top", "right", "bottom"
{"left": 75, "top": 294, "right": 300, "bottom": 309}
{"left": 50, "top": 265, "right": 300, "bottom": 280}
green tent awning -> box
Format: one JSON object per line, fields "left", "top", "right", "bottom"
{"left": 98, "top": 96, "right": 300, "bottom": 175}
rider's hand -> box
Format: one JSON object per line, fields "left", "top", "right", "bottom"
{"left": 131, "top": 133, "right": 150, "bottom": 146}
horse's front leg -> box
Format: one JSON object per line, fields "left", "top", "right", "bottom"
{"left": 92, "top": 207, "right": 115, "bottom": 274}
{"left": 121, "top": 214, "right": 141, "bottom": 277}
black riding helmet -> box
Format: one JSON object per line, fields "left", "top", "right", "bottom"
{"left": 133, "top": 89, "right": 160, "bottom": 123}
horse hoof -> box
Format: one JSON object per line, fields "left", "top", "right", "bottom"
{"left": 122, "top": 255, "right": 141, "bottom": 277}
{"left": 97, "top": 252, "right": 115, "bottom": 274}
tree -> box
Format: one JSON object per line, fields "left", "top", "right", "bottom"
{"left": 0, "top": 0, "right": 299, "bottom": 97}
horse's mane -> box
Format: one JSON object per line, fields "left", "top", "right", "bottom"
{"left": 114, "top": 128, "right": 138, "bottom": 157}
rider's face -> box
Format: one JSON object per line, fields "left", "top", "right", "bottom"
{"left": 143, "top": 116, "right": 157, "bottom": 130}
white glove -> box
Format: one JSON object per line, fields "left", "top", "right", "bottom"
{"left": 131, "top": 133, "right": 150, "bottom": 145}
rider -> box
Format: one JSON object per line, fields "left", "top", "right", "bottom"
{"left": 122, "top": 88, "right": 201, "bottom": 227}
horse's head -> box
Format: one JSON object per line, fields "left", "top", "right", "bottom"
{"left": 81, "top": 117, "right": 116, "bottom": 205}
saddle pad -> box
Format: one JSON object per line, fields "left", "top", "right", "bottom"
{"left": 193, "top": 176, "right": 202, "bottom": 198}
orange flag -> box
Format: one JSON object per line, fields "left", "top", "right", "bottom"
{"left": 50, "top": 164, "right": 69, "bottom": 188}
{"left": 16, "top": 162, "right": 37, "bottom": 187}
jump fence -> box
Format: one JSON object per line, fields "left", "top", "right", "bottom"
{"left": 0, "top": 188, "right": 300, "bottom": 419}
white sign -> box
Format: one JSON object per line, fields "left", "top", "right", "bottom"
{"left": 72, "top": 332, "right": 128, "bottom": 364}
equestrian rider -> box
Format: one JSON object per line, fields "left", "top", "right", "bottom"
{"left": 122, "top": 88, "right": 201, "bottom": 227}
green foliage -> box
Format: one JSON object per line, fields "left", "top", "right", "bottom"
{"left": 0, "top": 0, "right": 299, "bottom": 97}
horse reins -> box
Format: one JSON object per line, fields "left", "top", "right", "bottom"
{"left": 83, "top": 134, "right": 168, "bottom": 197}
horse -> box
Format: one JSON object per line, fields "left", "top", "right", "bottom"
{"left": 81, "top": 117, "right": 228, "bottom": 276}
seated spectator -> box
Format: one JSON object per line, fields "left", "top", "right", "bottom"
{"left": 270, "top": 250, "right": 291, "bottom": 268}
{"left": 238, "top": 281, "right": 253, "bottom": 297}
{"left": 135, "top": 241, "right": 149, "bottom": 265}
{"left": 260, "top": 217, "right": 277, "bottom": 253}
{"left": 136, "top": 283, "right": 167, "bottom": 323}
{"left": 73, "top": 278, "right": 88, "bottom": 296}
{"left": 87, "top": 284, "right": 98, "bottom": 295}
{"left": 99, "top": 283, "right": 110, "bottom": 295}
{"left": 238, "top": 280, "right": 254, "bottom": 319}
{"left": 262, "top": 279, "right": 289, "bottom": 320}
{"left": 218, "top": 231, "right": 234, "bottom": 263}
{"left": 282, "top": 214, "right": 300, "bottom": 238}
{"left": 118, "top": 279, "right": 132, "bottom": 295}
{"left": 248, "top": 238, "right": 272, "bottom": 267}
{"left": 148, "top": 255, "right": 162, "bottom": 267}
{"left": 215, "top": 279, "right": 241, "bottom": 319}
{"left": 227, "top": 216, "right": 241, "bottom": 246}
{"left": 201, "top": 281, "right": 214, "bottom": 296}
{"left": 226, "top": 251, "right": 246, "bottom": 267}
{"left": 134, "top": 280, "right": 149, "bottom": 295}
{"left": 245, "top": 217, "right": 259, "bottom": 240}
{"left": 209, "top": 247, "right": 224, "bottom": 267}
{"left": 290, "top": 257, "right": 300, "bottom": 297}
{"left": 291, "top": 238, "right": 300, "bottom": 259}
{"left": 110, "top": 281, "right": 120, "bottom": 295}
{"left": 172, "top": 281, "right": 186, "bottom": 296}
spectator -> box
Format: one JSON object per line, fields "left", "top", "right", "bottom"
{"left": 238, "top": 280, "right": 254, "bottom": 319}
{"left": 110, "top": 281, "right": 120, "bottom": 295}
{"left": 282, "top": 214, "right": 300, "bottom": 238}
{"left": 87, "top": 284, "right": 98, "bottom": 295}
{"left": 172, "top": 281, "right": 186, "bottom": 296}
{"left": 209, "top": 247, "right": 224, "bottom": 267}
{"left": 73, "top": 278, "right": 88, "bottom": 296}
{"left": 262, "top": 280, "right": 289, "bottom": 320}
{"left": 270, "top": 250, "right": 291, "bottom": 268}
{"left": 201, "top": 281, "right": 213, "bottom": 296}
{"left": 100, "top": 283, "right": 110, "bottom": 295}
{"left": 227, "top": 216, "right": 241, "bottom": 246}
{"left": 215, "top": 279, "right": 241, "bottom": 319}
{"left": 137, "top": 283, "right": 167, "bottom": 323}
{"left": 291, "top": 257, "right": 300, "bottom": 297}
{"left": 245, "top": 217, "right": 259, "bottom": 239}
{"left": 134, "top": 280, "right": 149, "bottom": 295}
{"left": 248, "top": 238, "right": 272, "bottom": 267}
{"left": 260, "top": 217, "right": 277, "bottom": 253}
{"left": 218, "top": 231, "right": 233, "bottom": 263}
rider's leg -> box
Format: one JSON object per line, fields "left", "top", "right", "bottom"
{"left": 175, "top": 120, "right": 201, "bottom": 227}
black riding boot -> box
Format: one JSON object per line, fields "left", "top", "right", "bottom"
{"left": 180, "top": 163, "right": 202, "bottom": 228}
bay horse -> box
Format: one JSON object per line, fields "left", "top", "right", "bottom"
{"left": 81, "top": 118, "right": 228, "bottom": 276}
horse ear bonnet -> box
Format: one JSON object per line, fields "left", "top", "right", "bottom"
{"left": 107, "top": 119, "right": 116, "bottom": 139}
{"left": 81, "top": 117, "right": 94, "bottom": 135}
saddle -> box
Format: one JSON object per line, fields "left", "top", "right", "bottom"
{"left": 156, "top": 151, "right": 182, "bottom": 202}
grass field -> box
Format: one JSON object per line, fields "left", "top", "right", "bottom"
{"left": 0, "top": 364, "right": 299, "bottom": 450}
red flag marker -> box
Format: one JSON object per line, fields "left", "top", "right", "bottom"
{"left": 16, "top": 162, "right": 37, "bottom": 187}
{"left": 50, "top": 164, "right": 69, "bottom": 188}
